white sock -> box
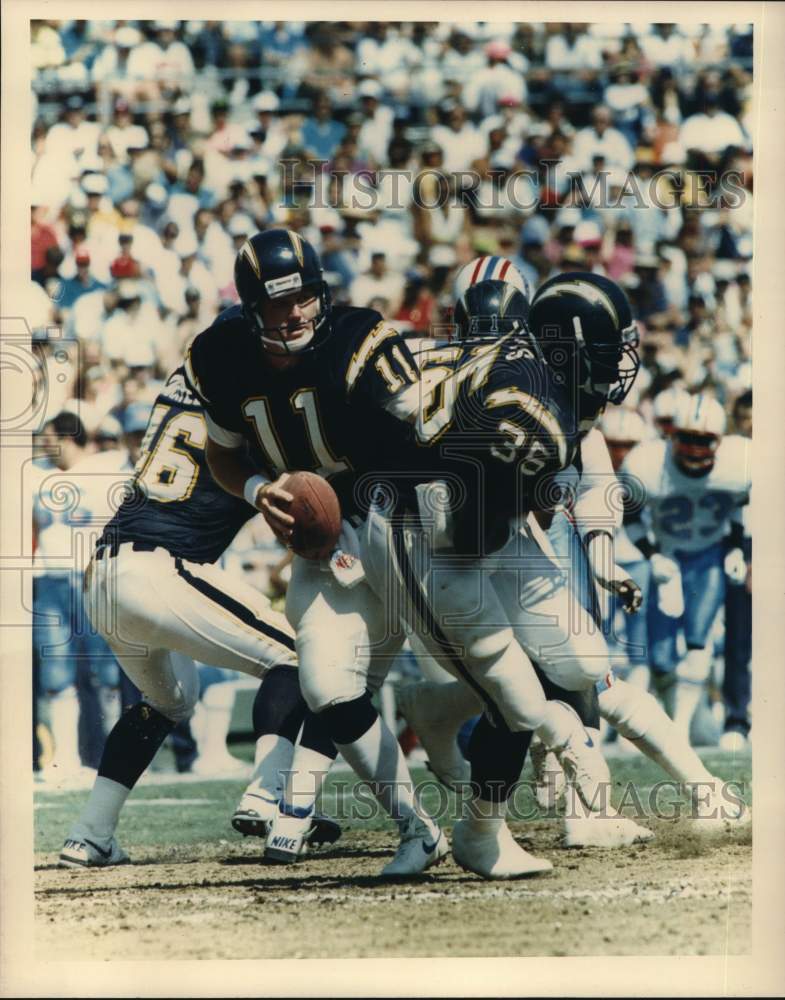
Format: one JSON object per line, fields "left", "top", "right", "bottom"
{"left": 281, "top": 744, "right": 334, "bottom": 816}
{"left": 336, "top": 717, "right": 436, "bottom": 837}
{"left": 76, "top": 776, "right": 129, "bottom": 842}
{"left": 599, "top": 678, "right": 714, "bottom": 785}
{"left": 98, "top": 686, "right": 122, "bottom": 734}
{"left": 48, "top": 685, "right": 82, "bottom": 771}
{"left": 464, "top": 794, "right": 507, "bottom": 835}
{"left": 534, "top": 700, "right": 583, "bottom": 751}
{"left": 248, "top": 734, "right": 295, "bottom": 797}
{"left": 673, "top": 648, "right": 712, "bottom": 736}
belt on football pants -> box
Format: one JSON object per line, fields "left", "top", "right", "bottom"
{"left": 93, "top": 539, "right": 160, "bottom": 561}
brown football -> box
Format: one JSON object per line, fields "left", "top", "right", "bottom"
{"left": 285, "top": 471, "right": 342, "bottom": 560}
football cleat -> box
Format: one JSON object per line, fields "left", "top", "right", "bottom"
{"left": 379, "top": 816, "right": 448, "bottom": 878}
{"left": 452, "top": 819, "right": 553, "bottom": 880}
{"left": 231, "top": 790, "right": 281, "bottom": 838}
{"left": 396, "top": 683, "right": 470, "bottom": 791}
{"left": 529, "top": 738, "right": 566, "bottom": 811}
{"left": 554, "top": 731, "right": 613, "bottom": 816}
{"left": 690, "top": 785, "right": 751, "bottom": 833}
{"left": 563, "top": 812, "right": 654, "bottom": 848}
{"left": 264, "top": 809, "right": 315, "bottom": 864}
{"left": 59, "top": 835, "right": 130, "bottom": 869}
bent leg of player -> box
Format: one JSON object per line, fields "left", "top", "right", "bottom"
{"left": 491, "top": 526, "right": 653, "bottom": 846}
{"left": 363, "top": 508, "right": 581, "bottom": 878}
{"left": 287, "top": 553, "right": 447, "bottom": 877}
{"left": 61, "top": 542, "right": 300, "bottom": 868}
{"left": 671, "top": 546, "right": 726, "bottom": 738}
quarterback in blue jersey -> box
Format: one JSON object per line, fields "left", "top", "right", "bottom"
{"left": 183, "top": 228, "right": 447, "bottom": 878}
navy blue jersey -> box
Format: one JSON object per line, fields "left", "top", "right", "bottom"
{"left": 394, "top": 335, "right": 582, "bottom": 554}
{"left": 108, "top": 368, "right": 257, "bottom": 563}
{"left": 183, "top": 304, "right": 421, "bottom": 513}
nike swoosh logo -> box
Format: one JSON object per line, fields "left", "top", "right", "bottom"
{"left": 423, "top": 835, "right": 441, "bottom": 855}
{"left": 584, "top": 736, "right": 594, "bottom": 748}
{"left": 84, "top": 839, "right": 112, "bottom": 859}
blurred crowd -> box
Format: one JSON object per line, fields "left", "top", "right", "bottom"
{"left": 29, "top": 19, "right": 753, "bottom": 778}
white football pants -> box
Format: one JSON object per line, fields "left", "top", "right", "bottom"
{"left": 285, "top": 553, "right": 403, "bottom": 713}
{"left": 85, "top": 543, "right": 297, "bottom": 723}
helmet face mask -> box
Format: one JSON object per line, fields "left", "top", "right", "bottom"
{"left": 529, "top": 272, "right": 641, "bottom": 419}
{"left": 670, "top": 392, "right": 727, "bottom": 475}
{"left": 672, "top": 430, "right": 721, "bottom": 473}
{"left": 234, "top": 229, "right": 332, "bottom": 356}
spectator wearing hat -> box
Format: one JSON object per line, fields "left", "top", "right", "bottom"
{"left": 573, "top": 104, "right": 635, "bottom": 173}
{"left": 463, "top": 39, "right": 527, "bottom": 118}
{"left": 57, "top": 250, "right": 106, "bottom": 311}
{"left": 302, "top": 93, "right": 346, "bottom": 162}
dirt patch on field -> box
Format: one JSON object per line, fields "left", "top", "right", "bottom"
{"left": 34, "top": 818, "right": 751, "bottom": 960}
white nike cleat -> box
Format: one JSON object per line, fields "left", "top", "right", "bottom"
{"left": 529, "top": 738, "right": 565, "bottom": 811}
{"left": 59, "top": 835, "right": 130, "bottom": 868}
{"left": 265, "top": 809, "right": 315, "bottom": 863}
{"left": 231, "top": 790, "right": 281, "bottom": 838}
{"left": 563, "top": 812, "right": 654, "bottom": 848}
{"left": 379, "top": 816, "right": 448, "bottom": 878}
{"left": 396, "top": 684, "right": 470, "bottom": 791}
{"left": 554, "top": 732, "right": 613, "bottom": 815}
{"left": 452, "top": 819, "right": 553, "bottom": 880}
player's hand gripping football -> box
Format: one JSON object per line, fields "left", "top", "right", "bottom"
{"left": 254, "top": 474, "right": 295, "bottom": 545}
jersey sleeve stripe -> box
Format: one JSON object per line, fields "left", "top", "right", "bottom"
{"left": 183, "top": 347, "right": 210, "bottom": 404}
{"left": 484, "top": 387, "right": 568, "bottom": 467}
{"left": 345, "top": 322, "right": 399, "bottom": 392}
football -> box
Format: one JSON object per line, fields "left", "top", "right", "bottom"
{"left": 285, "top": 471, "right": 342, "bottom": 560}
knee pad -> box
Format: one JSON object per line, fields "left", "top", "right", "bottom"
{"left": 318, "top": 693, "right": 377, "bottom": 745}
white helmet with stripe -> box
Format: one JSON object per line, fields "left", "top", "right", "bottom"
{"left": 671, "top": 392, "right": 726, "bottom": 473}
{"left": 652, "top": 386, "right": 690, "bottom": 436}
{"left": 600, "top": 408, "right": 647, "bottom": 444}
{"left": 453, "top": 256, "right": 531, "bottom": 301}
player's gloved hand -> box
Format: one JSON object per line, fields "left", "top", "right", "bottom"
{"left": 724, "top": 547, "right": 747, "bottom": 584}
{"left": 650, "top": 553, "right": 680, "bottom": 585}
{"left": 604, "top": 576, "right": 643, "bottom": 614}
{"left": 255, "top": 474, "right": 295, "bottom": 545}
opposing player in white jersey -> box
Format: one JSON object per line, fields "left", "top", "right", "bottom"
{"left": 621, "top": 392, "right": 751, "bottom": 739}
{"left": 59, "top": 368, "right": 340, "bottom": 867}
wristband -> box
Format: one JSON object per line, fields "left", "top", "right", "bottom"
{"left": 244, "top": 474, "right": 268, "bottom": 508}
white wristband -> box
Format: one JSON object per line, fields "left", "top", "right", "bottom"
{"left": 244, "top": 474, "right": 268, "bottom": 508}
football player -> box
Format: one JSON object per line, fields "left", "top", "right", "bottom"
{"left": 396, "top": 272, "right": 746, "bottom": 839}
{"left": 183, "top": 228, "right": 447, "bottom": 877}
{"left": 361, "top": 276, "right": 655, "bottom": 876}
{"left": 59, "top": 366, "right": 340, "bottom": 867}
{"left": 622, "top": 392, "right": 751, "bottom": 740}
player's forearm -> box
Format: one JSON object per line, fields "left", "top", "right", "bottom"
{"left": 205, "top": 438, "right": 267, "bottom": 502}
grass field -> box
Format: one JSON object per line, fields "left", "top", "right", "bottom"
{"left": 34, "top": 748, "right": 752, "bottom": 960}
